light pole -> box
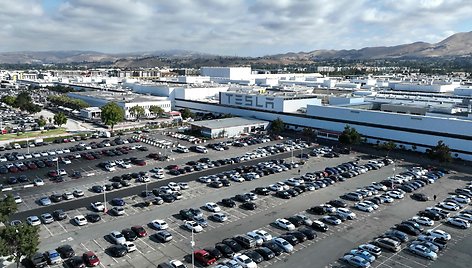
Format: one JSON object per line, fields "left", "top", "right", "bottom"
{"left": 56, "top": 158, "right": 60, "bottom": 174}
{"left": 191, "top": 228, "right": 195, "bottom": 268}
{"left": 103, "top": 185, "right": 108, "bottom": 213}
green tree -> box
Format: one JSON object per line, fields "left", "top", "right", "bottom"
{"left": 270, "top": 118, "right": 285, "bottom": 134}
{"left": 0, "top": 194, "right": 17, "bottom": 223}
{"left": 381, "top": 141, "right": 397, "bottom": 157}
{"left": 53, "top": 112, "right": 67, "bottom": 127}
{"left": 427, "top": 140, "right": 452, "bottom": 163}
{"left": 302, "top": 128, "right": 315, "bottom": 141}
{"left": 23, "top": 103, "right": 41, "bottom": 114}
{"left": 13, "top": 92, "right": 32, "bottom": 109}
{"left": 0, "top": 224, "right": 40, "bottom": 268}
{"left": 37, "top": 116, "right": 47, "bottom": 128}
{"left": 129, "top": 105, "right": 145, "bottom": 121}
{"left": 48, "top": 117, "right": 53, "bottom": 124}
{"left": 180, "top": 108, "right": 194, "bottom": 120}
{"left": 1, "top": 96, "right": 16, "bottom": 106}
{"left": 149, "top": 105, "right": 165, "bottom": 117}
{"left": 338, "top": 125, "right": 361, "bottom": 149}
{"left": 101, "top": 102, "right": 125, "bottom": 132}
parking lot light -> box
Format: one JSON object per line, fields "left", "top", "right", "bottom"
{"left": 103, "top": 185, "right": 107, "bottom": 213}
{"left": 191, "top": 228, "right": 195, "bottom": 268}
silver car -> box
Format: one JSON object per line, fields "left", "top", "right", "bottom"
{"left": 408, "top": 244, "right": 437, "bottom": 260}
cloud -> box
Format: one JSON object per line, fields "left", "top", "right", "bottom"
{"left": 0, "top": 0, "right": 470, "bottom": 56}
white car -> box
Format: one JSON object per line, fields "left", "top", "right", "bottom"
{"left": 272, "top": 237, "right": 293, "bottom": 252}
{"left": 152, "top": 173, "right": 165, "bottom": 179}
{"left": 168, "top": 182, "right": 181, "bottom": 191}
{"left": 424, "top": 229, "right": 451, "bottom": 241}
{"left": 169, "top": 260, "right": 186, "bottom": 268}
{"left": 123, "top": 241, "right": 137, "bottom": 252}
{"left": 336, "top": 208, "right": 356, "bottom": 220}
{"left": 448, "top": 195, "right": 470, "bottom": 204}
{"left": 26, "top": 216, "right": 41, "bottom": 226}
{"left": 40, "top": 151, "right": 49, "bottom": 157}
{"left": 212, "top": 212, "right": 228, "bottom": 222}
{"left": 32, "top": 152, "right": 41, "bottom": 158}
{"left": 73, "top": 189, "right": 85, "bottom": 197}
{"left": 150, "top": 219, "right": 169, "bottom": 230}
{"left": 183, "top": 220, "right": 203, "bottom": 233}
{"left": 254, "top": 229, "right": 272, "bottom": 242}
{"left": 63, "top": 192, "right": 74, "bottom": 200}
{"left": 320, "top": 204, "right": 336, "bottom": 213}
{"left": 119, "top": 162, "right": 132, "bottom": 169}
{"left": 110, "top": 231, "right": 127, "bottom": 244}
{"left": 456, "top": 213, "right": 472, "bottom": 222}
{"left": 387, "top": 190, "right": 404, "bottom": 199}
{"left": 411, "top": 216, "right": 434, "bottom": 226}
{"left": 371, "top": 182, "right": 387, "bottom": 191}
{"left": 91, "top": 202, "right": 105, "bottom": 212}
{"left": 205, "top": 202, "right": 221, "bottom": 212}
{"left": 268, "top": 184, "right": 283, "bottom": 191}
{"left": 446, "top": 217, "right": 470, "bottom": 229}
{"left": 362, "top": 200, "right": 379, "bottom": 210}
{"left": 276, "top": 182, "right": 290, "bottom": 190}
{"left": 105, "top": 165, "right": 116, "bottom": 172}
{"left": 33, "top": 178, "right": 44, "bottom": 186}
{"left": 63, "top": 148, "right": 71, "bottom": 153}
{"left": 74, "top": 215, "right": 88, "bottom": 226}
{"left": 151, "top": 167, "right": 164, "bottom": 173}
{"left": 246, "top": 232, "right": 264, "bottom": 246}
{"left": 58, "top": 169, "right": 67, "bottom": 176}
{"left": 380, "top": 195, "right": 394, "bottom": 203}
{"left": 355, "top": 202, "right": 374, "bottom": 212}
{"left": 437, "top": 202, "right": 460, "bottom": 211}
{"left": 274, "top": 218, "right": 295, "bottom": 231}
{"left": 62, "top": 158, "right": 72, "bottom": 165}
{"left": 233, "top": 254, "right": 257, "bottom": 268}
{"left": 14, "top": 195, "right": 22, "bottom": 204}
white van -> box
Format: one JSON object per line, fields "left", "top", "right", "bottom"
{"left": 195, "top": 146, "right": 208, "bottom": 153}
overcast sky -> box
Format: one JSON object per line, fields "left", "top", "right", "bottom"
{"left": 1, "top": 0, "right": 471, "bottom": 56}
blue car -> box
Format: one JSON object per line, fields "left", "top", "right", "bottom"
{"left": 112, "top": 198, "right": 125, "bottom": 206}
{"left": 349, "top": 249, "right": 376, "bottom": 262}
{"left": 39, "top": 196, "right": 52, "bottom": 206}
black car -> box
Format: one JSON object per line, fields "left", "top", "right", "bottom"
{"left": 122, "top": 229, "right": 138, "bottom": 241}
{"left": 286, "top": 188, "right": 299, "bottom": 197}
{"left": 52, "top": 210, "right": 67, "bottom": 221}
{"left": 64, "top": 256, "right": 85, "bottom": 268}
{"left": 235, "top": 194, "right": 251, "bottom": 202}
{"left": 286, "top": 231, "right": 308, "bottom": 243}
{"left": 50, "top": 193, "right": 63, "bottom": 203}
{"left": 111, "top": 182, "right": 122, "bottom": 189}
{"left": 86, "top": 213, "right": 101, "bottom": 223}
{"left": 411, "top": 193, "right": 429, "bottom": 201}
{"left": 179, "top": 209, "right": 194, "bottom": 220}
{"left": 308, "top": 206, "right": 328, "bottom": 215}
{"left": 395, "top": 224, "right": 420, "bottom": 236}
{"left": 418, "top": 210, "right": 441, "bottom": 221}
{"left": 23, "top": 252, "right": 47, "bottom": 268}
{"left": 279, "top": 234, "right": 299, "bottom": 246}
{"left": 203, "top": 247, "right": 222, "bottom": 260}
{"left": 220, "top": 179, "right": 231, "bottom": 187}
{"left": 108, "top": 245, "right": 127, "bottom": 257}
{"left": 287, "top": 216, "right": 304, "bottom": 227}
{"left": 104, "top": 184, "right": 113, "bottom": 191}
{"left": 243, "top": 250, "right": 264, "bottom": 263}
{"left": 254, "top": 187, "right": 270, "bottom": 196}
{"left": 120, "top": 180, "right": 131, "bottom": 187}
{"left": 222, "top": 238, "right": 243, "bottom": 252}
{"left": 311, "top": 221, "right": 329, "bottom": 232}
{"left": 327, "top": 199, "right": 347, "bottom": 208}
{"left": 161, "top": 194, "right": 175, "bottom": 203}
{"left": 91, "top": 185, "right": 103, "bottom": 193}
{"left": 221, "top": 198, "right": 236, "bottom": 208}
{"left": 215, "top": 243, "right": 235, "bottom": 258}
{"left": 57, "top": 244, "right": 75, "bottom": 258}
{"left": 298, "top": 227, "right": 317, "bottom": 240}
{"left": 241, "top": 202, "right": 257, "bottom": 210}
{"left": 261, "top": 241, "right": 283, "bottom": 256}
{"left": 276, "top": 190, "right": 291, "bottom": 199}
{"left": 254, "top": 247, "right": 275, "bottom": 260}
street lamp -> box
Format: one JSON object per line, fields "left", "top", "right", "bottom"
{"left": 103, "top": 185, "right": 108, "bottom": 213}
{"left": 191, "top": 228, "right": 195, "bottom": 268}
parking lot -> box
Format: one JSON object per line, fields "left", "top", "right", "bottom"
{"left": 6, "top": 129, "right": 472, "bottom": 268}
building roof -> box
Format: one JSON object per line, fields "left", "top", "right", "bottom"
{"left": 70, "top": 90, "right": 169, "bottom": 103}
{"left": 190, "top": 117, "right": 268, "bottom": 129}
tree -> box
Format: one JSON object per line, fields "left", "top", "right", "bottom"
{"left": 23, "top": 103, "right": 41, "bottom": 114}
{"left": 427, "top": 140, "right": 452, "bottom": 163}
{"left": 338, "top": 125, "right": 361, "bottom": 149}
{"left": 13, "top": 92, "right": 32, "bottom": 109}
{"left": 37, "top": 116, "right": 47, "bottom": 128}
{"left": 129, "top": 105, "right": 145, "bottom": 121}
{"left": 101, "top": 102, "right": 125, "bottom": 132}
{"left": 149, "top": 105, "right": 165, "bottom": 117}
{"left": 270, "top": 118, "right": 285, "bottom": 134}
{"left": 1, "top": 96, "right": 16, "bottom": 106}
{"left": 48, "top": 117, "right": 53, "bottom": 124}
{"left": 0, "top": 194, "right": 17, "bottom": 223}
{"left": 302, "top": 128, "right": 315, "bottom": 141}
{"left": 0, "top": 224, "right": 40, "bottom": 268}
{"left": 53, "top": 112, "right": 67, "bottom": 127}
{"left": 381, "top": 141, "right": 397, "bottom": 157}
{"left": 180, "top": 108, "right": 194, "bottom": 120}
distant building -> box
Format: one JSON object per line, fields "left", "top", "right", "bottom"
{"left": 189, "top": 117, "right": 268, "bottom": 138}
{"left": 80, "top": 107, "right": 102, "bottom": 119}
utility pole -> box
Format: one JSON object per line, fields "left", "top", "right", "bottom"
{"left": 103, "top": 185, "right": 107, "bottom": 213}
{"left": 191, "top": 228, "right": 195, "bottom": 268}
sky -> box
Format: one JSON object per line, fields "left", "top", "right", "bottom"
{"left": 1, "top": 0, "right": 471, "bottom": 56}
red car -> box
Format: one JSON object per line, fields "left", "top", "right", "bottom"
{"left": 82, "top": 251, "right": 100, "bottom": 266}
{"left": 194, "top": 250, "right": 216, "bottom": 266}
{"left": 48, "top": 170, "right": 58, "bottom": 177}
{"left": 131, "top": 225, "right": 147, "bottom": 237}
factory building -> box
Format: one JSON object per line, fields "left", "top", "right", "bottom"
{"left": 189, "top": 117, "right": 268, "bottom": 138}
